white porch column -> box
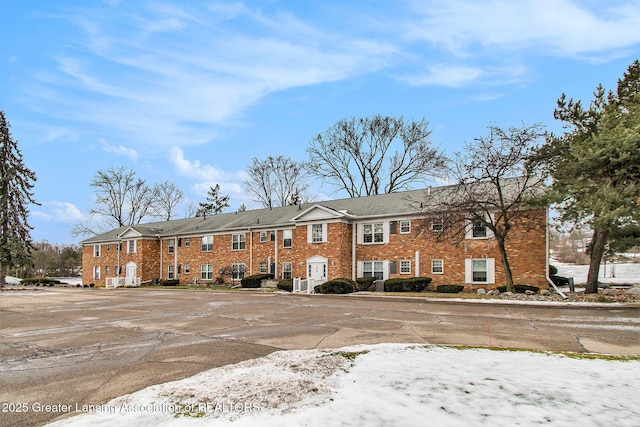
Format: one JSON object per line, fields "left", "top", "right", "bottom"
{"left": 415, "top": 250, "right": 420, "bottom": 277}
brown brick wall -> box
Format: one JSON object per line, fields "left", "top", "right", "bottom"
{"left": 82, "top": 209, "right": 548, "bottom": 290}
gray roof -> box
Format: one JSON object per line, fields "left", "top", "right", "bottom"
{"left": 81, "top": 178, "right": 541, "bottom": 244}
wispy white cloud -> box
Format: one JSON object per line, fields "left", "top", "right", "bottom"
{"left": 32, "top": 201, "right": 87, "bottom": 223}
{"left": 99, "top": 138, "right": 138, "bottom": 161}
{"left": 406, "top": 0, "right": 640, "bottom": 59}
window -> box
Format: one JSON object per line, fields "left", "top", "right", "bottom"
{"left": 283, "top": 230, "right": 292, "bottom": 248}
{"left": 363, "top": 223, "right": 384, "bottom": 243}
{"left": 168, "top": 239, "right": 174, "bottom": 254}
{"left": 106, "top": 244, "right": 110, "bottom": 252}
{"left": 231, "top": 263, "right": 246, "bottom": 281}
{"left": 465, "top": 258, "right": 495, "bottom": 284}
{"left": 184, "top": 264, "right": 190, "bottom": 274}
{"left": 201, "top": 264, "right": 213, "bottom": 280}
{"left": 93, "top": 266, "right": 100, "bottom": 279}
{"left": 400, "top": 260, "right": 411, "bottom": 274}
{"left": 400, "top": 220, "right": 411, "bottom": 234}
{"left": 201, "top": 236, "right": 213, "bottom": 252}
{"left": 232, "top": 234, "right": 246, "bottom": 250}
{"left": 184, "top": 238, "right": 190, "bottom": 247}
{"left": 260, "top": 262, "right": 267, "bottom": 274}
{"left": 260, "top": 231, "right": 267, "bottom": 242}
{"left": 168, "top": 265, "right": 174, "bottom": 279}
{"left": 472, "top": 221, "right": 487, "bottom": 238}
{"left": 431, "top": 259, "right": 444, "bottom": 274}
{"left": 94, "top": 245, "right": 101, "bottom": 257}
{"left": 431, "top": 221, "right": 443, "bottom": 232}
{"left": 127, "top": 240, "right": 136, "bottom": 253}
{"left": 282, "top": 262, "right": 292, "bottom": 280}
{"left": 105, "top": 266, "right": 110, "bottom": 275}
{"left": 312, "top": 224, "right": 324, "bottom": 243}
{"left": 363, "top": 261, "right": 384, "bottom": 280}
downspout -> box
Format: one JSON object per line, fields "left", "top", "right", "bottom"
{"left": 174, "top": 236, "right": 178, "bottom": 282}
{"left": 249, "top": 228, "right": 253, "bottom": 275}
{"left": 274, "top": 230, "right": 278, "bottom": 279}
{"left": 351, "top": 222, "right": 356, "bottom": 281}
{"left": 157, "top": 235, "right": 162, "bottom": 282}
{"left": 545, "top": 207, "right": 567, "bottom": 299}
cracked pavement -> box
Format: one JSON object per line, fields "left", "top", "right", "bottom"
{"left": 1, "top": 288, "right": 639, "bottom": 427}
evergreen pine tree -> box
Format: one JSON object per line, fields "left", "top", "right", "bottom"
{"left": 0, "top": 111, "right": 38, "bottom": 286}
{"left": 544, "top": 60, "right": 640, "bottom": 293}
{"left": 195, "top": 184, "right": 230, "bottom": 217}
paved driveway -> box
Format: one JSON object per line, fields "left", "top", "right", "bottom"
{"left": 1, "top": 288, "right": 639, "bottom": 427}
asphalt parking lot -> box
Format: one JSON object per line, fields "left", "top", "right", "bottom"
{"left": 1, "top": 287, "right": 639, "bottom": 427}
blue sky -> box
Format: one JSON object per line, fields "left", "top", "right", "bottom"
{"left": 2, "top": 0, "right": 640, "bottom": 245}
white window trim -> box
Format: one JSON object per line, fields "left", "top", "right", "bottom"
{"left": 464, "top": 258, "right": 495, "bottom": 284}
{"left": 307, "top": 223, "right": 328, "bottom": 243}
{"left": 431, "top": 259, "right": 444, "bottom": 275}
{"left": 431, "top": 221, "right": 444, "bottom": 232}
{"left": 232, "top": 233, "right": 246, "bottom": 251}
{"left": 93, "top": 266, "right": 100, "bottom": 279}
{"left": 168, "top": 265, "right": 174, "bottom": 279}
{"left": 465, "top": 216, "right": 494, "bottom": 240}
{"left": 357, "top": 260, "right": 388, "bottom": 280}
{"left": 201, "top": 264, "right": 213, "bottom": 280}
{"left": 93, "top": 245, "right": 101, "bottom": 257}
{"left": 400, "top": 259, "right": 411, "bottom": 274}
{"left": 259, "top": 262, "right": 267, "bottom": 274}
{"left": 201, "top": 236, "right": 213, "bottom": 252}
{"left": 167, "top": 239, "right": 174, "bottom": 254}
{"left": 358, "top": 222, "right": 388, "bottom": 245}
{"left": 282, "top": 262, "right": 292, "bottom": 279}
{"left": 231, "top": 263, "right": 246, "bottom": 281}
{"left": 260, "top": 231, "right": 267, "bottom": 243}
{"left": 283, "top": 230, "right": 293, "bottom": 248}
{"left": 400, "top": 220, "right": 411, "bottom": 234}
{"left": 127, "top": 240, "right": 136, "bottom": 254}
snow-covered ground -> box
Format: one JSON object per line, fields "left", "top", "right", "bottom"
{"left": 553, "top": 261, "right": 640, "bottom": 285}
{"left": 47, "top": 344, "right": 639, "bottom": 427}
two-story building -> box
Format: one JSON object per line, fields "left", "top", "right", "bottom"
{"left": 81, "top": 183, "right": 549, "bottom": 291}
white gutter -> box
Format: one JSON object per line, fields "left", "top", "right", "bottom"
{"left": 545, "top": 207, "right": 567, "bottom": 299}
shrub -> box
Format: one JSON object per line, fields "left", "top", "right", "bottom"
{"left": 314, "top": 278, "right": 355, "bottom": 294}
{"left": 549, "top": 265, "right": 558, "bottom": 276}
{"left": 277, "top": 279, "right": 293, "bottom": 292}
{"left": 497, "top": 284, "right": 541, "bottom": 293}
{"left": 241, "top": 273, "right": 275, "bottom": 288}
{"left": 160, "top": 279, "right": 180, "bottom": 286}
{"left": 436, "top": 284, "right": 465, "bottom": 293}
{"left": 384, "top": 277, "right": 432, "bottom": 292}
{"left": 355, "top": 276, "right": 376, "bottom": 292}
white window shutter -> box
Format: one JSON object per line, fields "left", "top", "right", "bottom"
{"left": 464, "top": 259, "right": 473, "bottom": 283}
{"left": 383, "top": 260, "right": 389, "bottom": 280}
{"left": 487, "top": 258, "right": 495, "bottom": 284}
{"left": 383, "top": 222, "right": 390, "bottom": 243}
{"left": 322, "top": 223, "right": 328, "bottom": 242}
{"left": 357, "top": 261, "right": 363, "bottom": 277}
{"left": 464, "top": 221, "right": 473, "bottom": 239}
{"left": 307, "top": 224, "right": 313, "bottom": 243}
{"left": 357, "top": 223, "right": 363, "bottom": 244}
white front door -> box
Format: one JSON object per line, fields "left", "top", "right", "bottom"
{"left": 307, "top": 260, "right": 327, "bottom": 286}
{"left": 125, "top": 262, "right": 137, "bottom": 286}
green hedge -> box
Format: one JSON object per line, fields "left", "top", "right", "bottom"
{"left": 314, "top": 278, "right": 355, "bottom": 294}
{"left": 160, "top": 279, "right": 180, "bottom": 286}
{"left": 549, "top": 265, "right": 558, "bottom": 276}
{"left": 355, "top": 276, "right": 376, "bottom": 292}
{"left": 277, "top": 279, "right": 293, "bottom": 292}
{"left": 384, "top": 277, "right": 432, "bottom": 292}
{"left": 21, "top": 278, "right": 61, "bottom": 285}
{"left": 436, "top": 284, "right": 465, "bottom": 293}
{"left": 241, "top": 273, "right": 275, "bottom": 288}
{"left": 497, "top": 284, "right": 540, "bottom": 293}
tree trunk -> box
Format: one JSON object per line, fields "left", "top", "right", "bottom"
{"left": 497, "top": 238, "right": 515, "bottom": 292}
{"left": 586, "top": 228, "right": 609, "bottom": 294}
{"left": 0, "top": 263, "right": 7, "bottom": 287}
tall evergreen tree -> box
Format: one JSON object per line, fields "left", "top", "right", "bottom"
{"left": 0, "top": 111, "right": 38, "bottom": 286}
{"left": 195, "top": 184, "right": 230, "bottom": 217}
{"left": 543, "top": 60, "right": 640, "bottom": 293}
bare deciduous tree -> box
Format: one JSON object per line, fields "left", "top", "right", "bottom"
{"left": 307, "top": 115, "right": 446, "bottom": 197}
{"left": 419, "top": 124, "right": 546, "bottom": 292}
{"left": 245, "top": 156, "right": 309, "bottom": 208}
{"left": 73, "top": 167, "right": 156, "bottom": 237}
{"left": 151, "top": 181, "right": 184, "bottom": 221}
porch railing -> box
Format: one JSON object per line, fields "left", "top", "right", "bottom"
{"left": 293, "top": 277, "right": 319, "bottom": 293}
{"left": 105, "top": 277, "right": 141, "bottom": 288}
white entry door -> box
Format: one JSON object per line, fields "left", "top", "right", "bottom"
{"left": 125, "top": 262, "right": 137, "bottom": 286}
{"left": 307, "top": 258, "right": 328, "bottom": 286}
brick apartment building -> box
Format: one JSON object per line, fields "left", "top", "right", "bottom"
{"left": 81, "top": 183, "right": 550, "bottom": 291}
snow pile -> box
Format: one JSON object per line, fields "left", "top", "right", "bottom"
{"left": 47, "top": 344, "right": 640, "bottom": 427}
